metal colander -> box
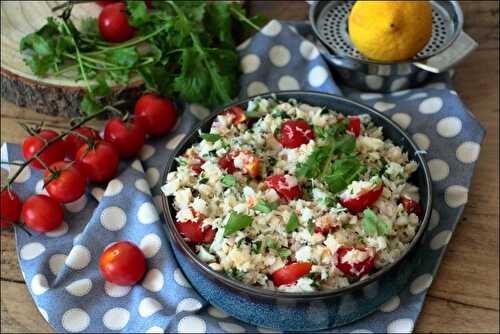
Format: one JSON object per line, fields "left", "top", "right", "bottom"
{"left": 309, "top": 0, "right": 477, "bottom": 73}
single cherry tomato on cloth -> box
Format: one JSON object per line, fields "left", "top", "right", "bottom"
{"left": 44, "top": 161, "right": 87, "bottom": 203}
{"left": 22, "top": 129, "right": 66, "bottom": 170}
{"left": 278, "top": 119, "right": 315, "bottom": 148}
{"left": 76, "top": 140, "right": 119, "bottom": 183}
{"left": 64, "top": 127, "right": 101, "bottom": 160}
{"left": 339, "top": 185, "right": 384, "bottom": 213}
{"left": 265, "top": 175, "right": 303, "bottom": 202}
{"left": 21, "top": 194, "right": 63, "bottom": 232}
{"left": 134, "top": 95, "right": 177, "bottom": 136}
{"left": 96, "top": 0, "right": 122, "bottom": 7}
{"left": 99, "top": 241, "right": 146, "bottom": 286}
{"left": 400, "top": 197, "right": 423, "bottom": 219}
{"left": 104, "top": 117, "right": 145, "bottom": 158}
{"left": 0, "top": 190, "right": 22, "bottom": 228}
{"left": 272, "top": 262, "right": 312, "bottom": 287}
{"left": 223, "top": 106, "right": 246, "bottom": 125}
{"left": 335, "top": 246, "right": 375, "bottom": 278}
{"left": 98, "top": 2, "right": 135, "bottom": 43}
{"left": 346, "top": 117, "right": 361, "bottom": 137}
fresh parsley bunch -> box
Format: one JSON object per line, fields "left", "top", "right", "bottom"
{"left": 19, "top": 1, "right": 265, "bottom": 115}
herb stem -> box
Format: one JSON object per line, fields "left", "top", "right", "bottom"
{"left": 61, "top": 21, "right": 92, "bottom": 94}
{"left": 230, "top": 7, "right": 261, "bottom": 32}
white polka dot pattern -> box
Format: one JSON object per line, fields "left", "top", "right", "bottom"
{"left": 65, "top": 245, "right": 91, "bottom": 270}
{"left": 365, "top": 75, "right": 383, "bottom": 90}
{"left": 31, "top": 274, "right": 49, "bottom": 295}
{"left": 373, "top": 101, "right": 396, "bottom": 112}
{"left": 100, "top": 206, "right": 127, "bottom": 231}
{"left": 64, "top": 195, "right": 88, "bottom": 213}
{"left": 65, "top": 279, "right": 92, "bottom": 297}
{"left": 20, "top": 242, "right": 45, "bottom": 260}
{"left": 104, "top": 281, "right": 131, "bottom": 298}
{"left": 387, "top": 318, "right": 414, "bottom": 333}
{"left": 412, "top": 133, "right": 430, "bottom": 150}
{"left": 103, "top": 308, "right": 130, "bottom": 330}
{"left": 219, "top": 322, "right": 246, "bottom": 333}
{"left": 299, "top": 40, "right": 319, "bottom": 60}
{"left": 240, "top": 54, "right": 260, "bottom": 74}
{"left": 140, "top": 233, "right": 162, "bottom": 258}
{"left": 445, "top": 185, "right": 468, "bottom": 208}
{"left": 139, "top": 297, "right": 163, "bottom": 317}
{"left": 278, "top": 75, "right": 300, "bottom": 90}
{"left": 104, "top": 179, "right": 123, "bottom": 197}
{"left": 260, "top": 20, "right": 282, "bottom": 37}
{"left": 62, "top": 308, "right": 90, "bottom": 332}
{"left": 137, "top": 202, "right": 159, "bottom": 224}
{"left": 419, "top": 97, "right": 443, "bottom": 114}
{"left": 247, "top": 81, "right": 269, "bottom": 97}
{"left": 146, "top": 326, "right": 165, "bottom": 333}
{"left": 9, "top": 160, "right": 31, "bottom": 183}
{"left": 437, "top": 117, "right": 462, "bottom": 138}
{"left": 142, "top": 269, "right": 164, "bottom": 292}
{"left": 410, "top": 274, "right": 433, "bottom": 295}
{"left": 269, "top": 45, "right": 291, "bottom": 67}
{"left": 391, "top": 113, "right": 412, "bottom": 129}
{"left": 176, "top": 298, "right": 203, "bottom": 313}
{"left": 379, "top": 296, "right": 400, "bottom": 313}
{"left": 427, "top": 159, "right": 450, "bottom": 181}
{"left": 178, "top": 316, "right": 206, "bottom": 333}
{"left": 49, "top": 254, "right": 67, "bottom": 276}
{"left": 308, "top": 66, "right": 328, "bottom": 87}
{"left": 456, "top": 141, "right": 480, "bottom": 163}
{"left": 430, "top": 230, "right": 453, "bottom": 250}
{"left": 45, "top": 222, "right": 69, "bottom": 237}
{"left": 208, "top": 306, "right": 229, "bottom": 318}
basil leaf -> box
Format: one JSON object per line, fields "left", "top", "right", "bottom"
{"left": 200, "top": 133, "right": 222, "bottom": 142}
{"left": 286, "top": 212, "right": 299, "bottom": 233}
{"left": 223, "top": 213, "right": 253, "bottom": 236}
{"left": 362, "top": 209, "right": 388, "bottom": 236}
{"left": 255, "top": 200, "right": 277, "bottom": 214}
{"left": 266, "top": 239, "right": 278, "bottom": 250}
{"left": 221, "top": 175, "right": 236, "bottom": 187}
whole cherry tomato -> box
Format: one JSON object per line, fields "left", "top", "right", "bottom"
{"left": 346, "top": 117, "right": 361, "bottom": 137}
{"left": 265, "top": 175, "right": 303, "bottom": 202}
{"left": 223, "top": 106, "right": 246, "bottom": 125}
{"left": 21, "top": 194, "right": 63, "bottom": 232}
{"left": 104, "top": 117, "right": 145, "bottom": 158}
{"left": 76, "top": 140, "right": 119, "bottom": 183}
{"left": 272, "top": 262, "right": 312, "bottom": 287}
{"left": 335, "top": 246, "right": 375, "bottom": 278}
{"left": 339, "top": 185, "right": 384, "bottom": 213}
{"left": 44, "top": 161, "right": 87, "bottom": 203}
{"left": 22, "top": 130, "right": 66, "bottom": 170}
{"left": 0, "top": 190, "right": 22, "bottom": 228}
{"left": 99, "top": 241, "right": 146, "bottom": 286}
{"left": 400, "top": 197, "right": 423, "bottom": 219}
{"left": 134, "top": 95, "right": 177, "bottom": 136}
{"left": 278, "top": 119, "right": 315, "bottom": 148}
{"left": 64, "top": 127, "right": 101, "bottom": 160}
{"left": 98, "top": 2, "right": 135, "bottom": 43}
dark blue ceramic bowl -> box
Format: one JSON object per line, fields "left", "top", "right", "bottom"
{"left": 161, "top": 91, "right": 432, "bottom": 331}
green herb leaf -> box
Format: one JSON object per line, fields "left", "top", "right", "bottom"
{"left": 225, "top": 267, "right": 245, "bottom": 280}
{"left": 361, "top": 208, "right": 388, "bottom": 236}
{"left": 251, "top": 240, "right": 262, "bottom": 254}
{"left": 224, "top": 213, "right": 253, "bottom": 236}
{"left": 221, "top": 175, "right": 236, "bottom": 187}
{"left": 254, "top": 200, "right": 278, "bottom": 214}
{"left": 286, "top": 212, "right": 299, "bottom": 233}
{"left": 244, "top": 110, "right": 260, "bottom": 119}
{"left": 323, "top": 157, "right": 367, "bottom": 194}
{"left": 279, "top": 248, "right": 292, "bottom": 259}
{"left": 80, "top": 94, "right": 102, "bottom": 115}
{"left": 200, "top": 133, "right": 222, "bottom": 142}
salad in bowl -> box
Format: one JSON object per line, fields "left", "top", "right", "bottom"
{"left": 162, "top": 97, "right": 423, "bottom": 293}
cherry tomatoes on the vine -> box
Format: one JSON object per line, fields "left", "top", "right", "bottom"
{"left": 76, "top": 140, "right": 119, "bottom": 183}
{"left": 64, "top": 127, "right": 101, "bottom": 160}
{"left": 0, "top": 190, "right": 22, "bottom": 228}
{"left": 134, "top": 95, "right": 177, "bottom": 136}
{"left": 21, "top": 194, "right": 64, "bottom": 232}
{"left": 22, "top": 130, "right": 66, "bottom": 170}
{"left": 98, "top": 2, "right": 135, "bottom": 43}
{"left": 99, "top": 241, "right": 146, "bottom": 286}
{"left": 104, "top": 117, "right": 145, "bottom": 159}
{"left": 44, "top": 161, "right": 87, "bottom": 203}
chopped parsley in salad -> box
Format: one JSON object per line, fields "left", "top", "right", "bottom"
{"left": 163, "top": 98, "right": 422, "bottom": 292}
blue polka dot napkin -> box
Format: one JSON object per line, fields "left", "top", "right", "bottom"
{"left": 1, "top": 19, "right": 485, "bottom": 333}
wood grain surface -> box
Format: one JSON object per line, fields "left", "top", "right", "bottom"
{"left": 1, "top": 1, "right": 499, "bottom": 333}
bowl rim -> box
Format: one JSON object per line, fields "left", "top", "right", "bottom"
{"left": 160, "top": 91, "right": 433, "bottom": 300}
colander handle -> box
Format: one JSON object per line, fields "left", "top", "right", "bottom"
{"left": 413, "top": 32, "right": 478, "bottom": 73}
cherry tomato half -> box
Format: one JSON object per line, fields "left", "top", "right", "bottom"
{"left": 44, "top": 161, "right": 87, "bottom": 203}
{"left": 64, "top": 127, "right": 101, "bottom": 160}
{"left": 104, "top": 117, "right": 145, "bottom": 159}
{"left": 98, "top": 2, "right": 135, "bottom": 43}
{"left": 99, "top": 241, "right": 146, "bottom": 286}
{"left": 21, "top": 194, "right": 63, "bottom": 232}
{"left": 339, "top": 185, "right": 384, "bottom": 213}
{"left": 346, "top": 117, "right": 361, "bottom": 137}
{"left": 400, "top": 197, "right": 423, "bottom": 219}
{"left": 134, "top": 95, "right": 177, "bottom": 136}
{"left": 76, "top": 140, "right": 120, "bottom": 183}
{"left": 272, "top": 262, "right": 312, "bottom": 287}
{"left": 279, "top": 119, "right": 315, "bottom": 148}
{"left": 265, "top": 175, "right": 303, "bottom": 202}
{"left": 176, "top": 216, "right": 215, "bottom": 244}
{"left": 223, "top": 106, "right": 246, "bottom": 125}
{"left": 22, "top": 130, "right": 66, "bottom": 170}
{"left": 335, "top": 246, "right": 375, "bottom": 278}
{"left": 0, "top": 190, "right": 22, "bottom": 228}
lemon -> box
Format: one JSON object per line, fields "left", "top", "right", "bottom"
{"left": 348, "top": 1, "right": 433, "bottom": 62}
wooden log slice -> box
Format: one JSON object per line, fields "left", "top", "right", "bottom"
{"left": 0, "top": 1, "right": 144, "bottom": 118}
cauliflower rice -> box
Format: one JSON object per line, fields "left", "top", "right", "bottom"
{"left": 163, "top": 97, "right": 422, "bottom": 292}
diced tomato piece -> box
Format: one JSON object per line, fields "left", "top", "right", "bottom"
{"left": 223, "top": 106, "right": 246, "bottom": 125}
{"left": 315, "top": 225, "right": 339, "bottom": 235}
{"left": 265, "top": 175, "right": 303, "bottom": 201}
{"left": 202, "top": 226, "right": 216, "bottom": 243}
{"left": 176, "top": 217, "right": 216, "bottom": 245}
{"left": 279, "top": 119, "right": 315, "bottom": 148}
{"left": 218, "top": 153, "right": 237, "bottom": 173}
{"left": 272, "top": 262, "right": 312, "bottom": 287}
{"left": 339, "top": 185, "right": 384, "bottom": 213}
{"left": 346, "top": 117, "right": 361, "bottom": 137}
{"left": 399, "top": 197, "right": 423, "bottom": 219}
{"left": 335, "top": 246, "right": 374, "bottom": 278}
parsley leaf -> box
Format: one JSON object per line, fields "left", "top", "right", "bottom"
{"left": 323, "top": 156, "right": 367, "bottom": 194}
{"left": 254, "top": 200, "right": 278, "bottom": 214}
{"left": 224, "top": 213, "right": 253, "bottom": 236}
{"left": 286, "top": 212, "right": 299, "bottom": 233}
{"left": 221, "top": 175, "right": 236, "bottom": 187}
{"left": 361, "top": 209, "right": 389, "bottom": 236}
{"left": 200, "top": 133, "right": 222, "bottom": 142}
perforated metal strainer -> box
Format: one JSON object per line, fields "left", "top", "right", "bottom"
{"left": 309, "top": 0, "right": 478, "bottom": 75}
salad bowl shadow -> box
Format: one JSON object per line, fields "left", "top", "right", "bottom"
{"left": 160, "top": 91, "right": 432, "bottom": 331}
